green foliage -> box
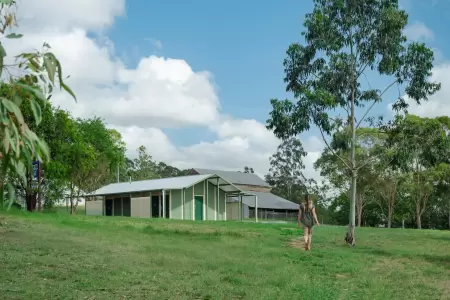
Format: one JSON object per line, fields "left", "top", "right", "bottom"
{"left": 0, "top": 2, "right": 76, "bottom": 209}
{"left": 266, "top": 0, "right": 440, "bottom": 238}
{"left": 266, "top": 137, "right": 313, "bottom": 202}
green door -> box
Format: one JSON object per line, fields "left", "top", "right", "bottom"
{"left": 194, "top": 196, "right": 203, "bottom": 221}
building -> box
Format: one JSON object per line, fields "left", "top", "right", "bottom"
{"left": 85, "top": 173, "right": 259, "bottom": 221}
{"left": 188, "top": 168, "right": 299, "bottom": 221}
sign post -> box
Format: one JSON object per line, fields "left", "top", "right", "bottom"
{"left": 32, "top": 161, "right": 42, "bottom": 212}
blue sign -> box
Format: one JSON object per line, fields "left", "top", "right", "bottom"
{"left": 32, "top": 161, "right": 39, "bottom": 181}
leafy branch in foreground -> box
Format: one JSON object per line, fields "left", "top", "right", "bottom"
{"left": 0, "top": 0, "right": 76, "bottom": 209}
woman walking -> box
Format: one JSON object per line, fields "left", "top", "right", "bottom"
{"left": 298, "top": 194, "right": 320, "bottom": 251}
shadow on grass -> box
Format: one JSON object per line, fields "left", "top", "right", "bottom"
{"left": 355, "top": 246, "right": 450, "bottom": 270}
{"left": 420, "top": 253, "right": 450, "bottom": 268}
{"left": 429, "top": 234, "right": 450, "bottom": 242}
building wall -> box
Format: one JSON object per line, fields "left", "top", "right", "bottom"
{"left": 90, "top": 179, "right": 229, "bottom": 221}
{"left": 184, "top": 187, "right": 193, "bottom": 220}
{"left": 171, "top": 189, "right": 183, "bottom": 219}
{"left": 131, "top": 196, "right": 151, "bottom": 218}
{"left": 86, "top": 200, "right": 103, "bottom": 216}
{"left": 226, "top": 202, "right": 250, "bottom": 220}
{"left": 217, "top": 188, "right": 226, "bottom": 220}
{"left": 206, "top": 181, "right": 215, "bottom": 220}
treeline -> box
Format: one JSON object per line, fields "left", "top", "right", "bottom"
{"left": 1, "top": 95, "right": 188, "bottom": 214}
{"left": 263, "top": 115, "right": 450, "bottom": 230}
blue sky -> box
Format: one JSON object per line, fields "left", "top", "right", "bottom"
{"left": 104, "top": 0, "right": 447, "bottom": 148}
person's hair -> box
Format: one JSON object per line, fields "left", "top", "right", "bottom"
{"left": 304, "top": 194, "right": 313, "bottom": 212}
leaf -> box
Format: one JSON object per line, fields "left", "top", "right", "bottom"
{"left": 61, "top": 82, "right": 77, "bottom": 101}
{"left": 30, "top": 99, "right": 42, "bottom": 125}
{"left": 43, "top": 53, "right": 56, "bottom": 84}
{"left": 12, "top": 160, "right": 26, "bottom": 185}
{"left": 1, "top": 97, "right": 24, "bottom": 125}
{"left": 3, "top": 128, "right": 10, "bottom": 154}
{"left": 15, "top": 82, "right": 46, "bottom": 103}
{"left": 6, "top": 182, "right": 15, "bottom": 211}
{"left": 6, "top": 33, "right": 23, "bottom": 39}
{"left": 0, "top": 43, "right": 6, "bottom": 58}
{"left": 0, "top": 43, "right": 6, "bottom": 78}
{"left": 0, "top": 0, "right": 14, "bottom": 5}
{"left": 35, "top": 137, "right": 50, "bottom": 161}
{"left": 53, "top": 56, "right": 77, "bottom": 101}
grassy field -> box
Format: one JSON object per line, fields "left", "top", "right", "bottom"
{"left": 0, "top": 212, "right": 449, "bottom": 300}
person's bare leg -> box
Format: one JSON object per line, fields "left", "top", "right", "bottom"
{"left": 302, "top": 225, "right": 308, "bottom": 250}
{"left": 307, "top": 227, "right": 313, "bottom": 250}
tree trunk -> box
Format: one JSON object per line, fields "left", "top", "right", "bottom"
{"left": 345, "top": 89, "right": 357, "bottom": 246}
{"left": 388, "top": 210, "right": 392, "bottom": 228}
{"left": 448, "top": 198, "right": 450, "bottom": 230}
{"left": 356, "top": 193, "right": 363, "bottom": 227}
{"left": 416, "top": 213, "right": 422, "bottom": 229}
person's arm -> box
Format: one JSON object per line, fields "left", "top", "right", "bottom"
{"left": 312, "top": 207, "right": 320, "bottom": 226}
{"left": 297, "top": 205, "right": 302, "bottom": 227}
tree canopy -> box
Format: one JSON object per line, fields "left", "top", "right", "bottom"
{"left": 266, "top": 0, "right": 440, "bottom": 244}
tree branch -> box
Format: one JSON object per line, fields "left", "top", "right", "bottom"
{"left": 356, "top": 79, "right": 398, "bottom": 129}
{"left": 318, "top": 126, "right": 352, "bottom": 170}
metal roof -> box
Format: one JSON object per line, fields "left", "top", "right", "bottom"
{"left": 228, "top": 191, "right": 299, "bottom": 210}
{"left": 89, "top": 174, "right": 249, "bottom": 197}
{"left": 192, "top": 168, "right": 270, "bottom": 187}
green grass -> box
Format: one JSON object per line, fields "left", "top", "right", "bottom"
{"left": 0, "top": 212, "right": 449, "bottom": 300}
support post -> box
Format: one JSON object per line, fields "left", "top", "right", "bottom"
{"left": 162, "top": 189, "right": 166, "bottom": 218}
{"left": 255, "top": 195, "right": 258, "bottom": 223}
{"left": 216, "top": 178, "right": 219, "bottom": 220}
{"left": 239, "top": 194, "right": 243, "bottom": 222}
{"left": 182, "top": 188, "right": 185, "bottom": 220}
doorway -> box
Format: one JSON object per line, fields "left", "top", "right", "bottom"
{"left": 151, "top": 195, "right": 159, "bottom": 217}
{"left": 194, "top": 196, "right": 203, "bottom": 221}
{"left": 105, "top": 199, "right": 113, "bottom": 216}
{"left": 164, "top": 194, "right": 170, "bottom": 218}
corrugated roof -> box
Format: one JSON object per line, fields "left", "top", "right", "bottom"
{"left": 192, "top": 168, "right": 270, "bottom": 187}
{"left": 89, "top": 174, "right": 251, "bottom": 197}
{"left": 228, "top": 191, "right": 299, "bottom": 210}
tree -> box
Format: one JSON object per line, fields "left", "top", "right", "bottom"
{"left": 0, "top": 1, "right": 76, "bottom": 209}
{"left": 266, "top": 137, "right": 312, "bottom": 202}
{"left": 388, "top": 115, "right": 450, "bottom": 229}
{"left": 315, "top": 128, "right": 386, "bottom": 227}
{"left": 243, "top": 166, "right": 255, "bottom": 174}
{"left": 129, "top": 146, "right": 160, "bottom": 181}
{"left": 266, "top": 0, "right": 439, "bottom": 245}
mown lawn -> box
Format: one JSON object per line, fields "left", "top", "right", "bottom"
{"left": 0, "top": 212, "right": 449, "bottom": 300}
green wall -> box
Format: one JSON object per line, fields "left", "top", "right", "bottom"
{"left": 171, "top": 190, "right": 182, "bottom": 219}
{"left": 207, "top": 182, "right": 215, "bottom": 220}
{"left": 218, "top": 188, "right": 226, "bottom": 220}
{"left": 184, "top": 187, "right": 193, "bottom": 220}
{"left": 194, "top": 180, "right": 204, "bottom": 195}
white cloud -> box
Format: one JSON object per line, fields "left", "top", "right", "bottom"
{"left": 404, "top": 21, "right": 434, "bottom": 42}
{"left": 145, "top": 38, "right": 163, "bottom": 49}
{"left": 8, "top": 0, "right": 323, "bottom": 186}
{"left": 405, "top": 63, "right": 450, "bottom": 117}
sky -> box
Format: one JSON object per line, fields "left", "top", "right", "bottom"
{"left": 4, "top": 0, "right": 450, "bottom": 183}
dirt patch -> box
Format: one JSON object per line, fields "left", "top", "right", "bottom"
{"left": 370, "top": 257, "right": 411, "bottom": 272}
{"left": 288, "top": 237, "right": 306, "bottom": 250}
{"left": 335, "top": 273, "right": 349, "bottom": 279}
